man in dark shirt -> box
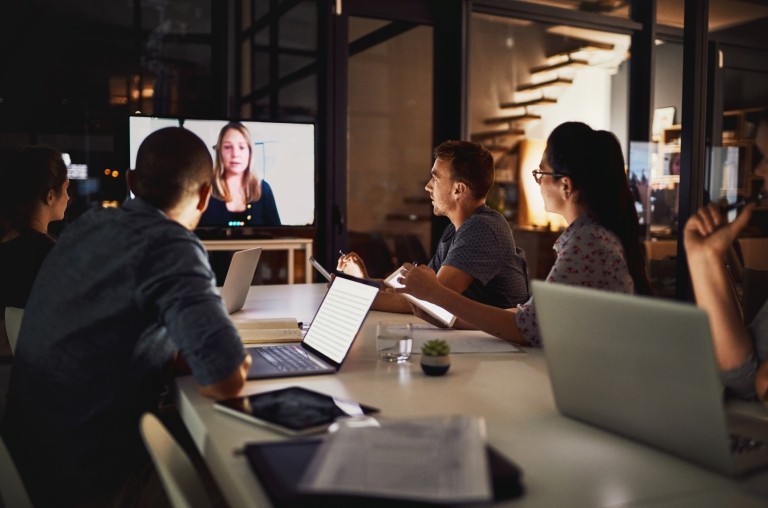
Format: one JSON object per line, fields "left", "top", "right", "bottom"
{"left": 338, "top": 140, "right": 528, "bottom": 312}
{"left": 2, "top": 127, "right": 252, "bottom": 507}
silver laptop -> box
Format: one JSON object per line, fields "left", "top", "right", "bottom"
{"left": 246, "top": 273, "right": 379, "bottom": 380}
{"left": 220, "top": 248, "right": 262, "bottom": 314}
{"left": 533, "top": 280, "right": 768, "bottom": 476}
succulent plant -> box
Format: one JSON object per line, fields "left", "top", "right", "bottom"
{"left": 421, "top": 339, "right": 450, "bottom": 356}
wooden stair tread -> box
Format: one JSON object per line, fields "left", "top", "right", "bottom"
{"left": 484, "top": 113, "right": 542, "bottom": 125}
{"left": 530, "top": 58, "right": 590, "bottom": 75}
{"left": 547, "top": 40, "right": 615, "bottom": 59}
{"left": 517, "top": 77, "right": 573, "bottom": 92}
{"left": 499, "top": 97, "right": 558, "bottom": 109}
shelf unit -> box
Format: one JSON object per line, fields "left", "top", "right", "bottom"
{"left": 647, "top": 108, "right": 766, "bottom": 238}
{"left": 721, "top": 108, "right": 765, "bottom": 201}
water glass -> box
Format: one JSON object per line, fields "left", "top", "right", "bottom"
{"left": 376, "top": 322, "right": 413, "bottom": 362}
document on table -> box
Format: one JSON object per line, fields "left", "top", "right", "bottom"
{"left": 411, "top": 324, "right": 523, "bottom": 353}
{"left": 299, "top": 415, "right": 492, "bottom": 504}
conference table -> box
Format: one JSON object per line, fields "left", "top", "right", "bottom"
{"left": 175, "top": 283, "right": 768, "bottom": 507}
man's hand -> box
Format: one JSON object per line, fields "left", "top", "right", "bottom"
{"left": 684, "top": 202, "right": 755, "bottom": 261}
{"left": 337, "top": 251, "right": 369, "bottom": 279}
{"left": 198, "top": 353, "right": 252, "bottom": 400}
{"left": 395, "top": 263, "right": 443, "bottom": 301}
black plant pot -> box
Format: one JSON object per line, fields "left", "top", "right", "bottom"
{"left": 420, "top": 354, "right": 450, "bottom": 376}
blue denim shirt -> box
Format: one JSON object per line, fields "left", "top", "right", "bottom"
{"left": 3, "top": 197, "right": 245, "bottom": 506}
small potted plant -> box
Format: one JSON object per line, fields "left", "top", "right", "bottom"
{"left": 420, "top": 339, "right": 451, "bottom": 376}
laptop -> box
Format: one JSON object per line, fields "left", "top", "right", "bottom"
{"left": 220, "top": 248, "right": 262, "bottom": 314}
{"left": 246, "top": 273, "right": 379, "bottom": 380}
{"left": 532, "top": 280, "right": 768, "bottom": 476}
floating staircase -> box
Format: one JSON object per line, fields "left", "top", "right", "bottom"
{"left": 472, "top": 37, "right": 617, "bottom": 159}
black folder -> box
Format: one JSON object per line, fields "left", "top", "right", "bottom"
{"left": 243, "top": 438, "right": 524, "bottom": 507}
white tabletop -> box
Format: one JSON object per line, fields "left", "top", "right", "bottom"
{"left": 175, "top": 284, "right": 768, "bottom": 508}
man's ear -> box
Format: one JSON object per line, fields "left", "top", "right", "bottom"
{"left": 197, "top": 182, "right": 212, "bottom": 212}
{"left": 453, "top": 180, "right": 467, "bottom": 198}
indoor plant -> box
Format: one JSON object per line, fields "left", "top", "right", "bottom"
{"left": 420, "top": 339, "right": 451, "bottom": 376}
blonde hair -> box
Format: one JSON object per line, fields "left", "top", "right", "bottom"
{"left": 212, "top": 122, "right": 262, "bottom": 202}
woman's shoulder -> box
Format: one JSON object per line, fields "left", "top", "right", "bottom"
{"left": 0, "top": 229, "right": 54, "bottom": 260}
{"left": 559, "top": 215, "right": 622, "bottom": 250}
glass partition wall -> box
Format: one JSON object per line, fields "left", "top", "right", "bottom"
{"left": 468, "top": 10, "right": 633, "bottom": 285}
{"left": 346, "top": 19, "right": 434, "bottom": 277}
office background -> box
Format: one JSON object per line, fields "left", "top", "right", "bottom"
{"left": 1, "top": 0, "right": 767, "bottom": 297}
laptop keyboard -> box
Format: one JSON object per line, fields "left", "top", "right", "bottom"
{"left": 256, "top": 346, "right": 326, "bottom": 372}
{"left": 730, "top": 433, "right": 768, "bottom": 455}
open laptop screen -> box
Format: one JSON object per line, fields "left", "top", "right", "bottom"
{"left": 302, "top": 274, "right": 379, "bottom": 364}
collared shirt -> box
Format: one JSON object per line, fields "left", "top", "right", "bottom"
{"left": 3, "top": 197, "right": 245, "bottom": 506}
{"left": 428, "top": 205, "right": 529, "bottom": 308}
{"left": 515, "top": 214, "right": 635, "bottom": 346}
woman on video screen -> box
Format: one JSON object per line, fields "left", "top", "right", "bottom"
{"left": 200, "top": 122, "right": 281, "bottom": 227}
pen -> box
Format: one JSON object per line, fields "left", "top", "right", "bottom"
{"left": 722, "top": 190, "right": 768, "bottom": 212}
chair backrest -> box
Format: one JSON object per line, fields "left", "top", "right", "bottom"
{"left": 139, "top": 413, "right": 213, "bottom": 508}
{"left": 742, "top": 267, "right": 768, "bottom": 324}
{"left": 393, "top": 234, "right": 430, "bottom": 266}
{"left": 738, "top": 237, "right": 768, "bottom": 270}
{"left": 0, "top": 434, "right": 34, "bottom": 508}
{"left": 4, "top": 307, "right": 23, "bottom": 354}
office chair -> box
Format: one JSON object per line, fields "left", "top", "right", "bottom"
{"left": 0, "top": 434, "right": 33, "bottom": 508}
{"left": 4, "top": 307, "right": 23, "bottom": 355}
{"left": 139, "top": 413, "right": 213, "bottom": 508}
{"left": 741, "top": 268, "right": 768, "bottom": 325}
{"left": 393, "top": 234, "right": 430, "bottom": 267}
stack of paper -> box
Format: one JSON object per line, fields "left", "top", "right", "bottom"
{"left": 234, "top": 318, "right": 302, "bottom": 344}
{"left": 299, "top": 415, "right": 492, "bottom": 504}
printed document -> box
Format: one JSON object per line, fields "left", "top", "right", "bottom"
{"left": 299, "top": 415, "right": 492, "bottom": 503}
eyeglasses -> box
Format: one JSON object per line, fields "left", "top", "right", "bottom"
{"left": 531, "top": 169, "right": 566, "bottom": 185}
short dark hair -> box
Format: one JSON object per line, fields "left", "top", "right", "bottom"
{"left": 433, "top": 140, "right": 495, "bottom": 199}
{"left": 0, "top": 145, "right": 68, "bottom": 223}
{"left": 132, "top": 127, "right": 213, "bottom": 210}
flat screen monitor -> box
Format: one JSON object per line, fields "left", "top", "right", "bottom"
{"left": 128, "top": 115, "right": 316, "bottom": 229}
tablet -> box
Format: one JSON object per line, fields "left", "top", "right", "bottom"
{"left": 384, "top": 267, "right": 457, "bottom": 327}
{"left": 309, "top": 256, "right": 332, "bottom": 281}
{"left": 215, "top": 386, "right": 379, "bottom": 436}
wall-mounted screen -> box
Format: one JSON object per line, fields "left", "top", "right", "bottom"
{"left": 128, "top": 116, "right": 316, "bottom": 229}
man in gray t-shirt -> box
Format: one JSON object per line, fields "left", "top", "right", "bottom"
{"left": 339, "top": 140, "right": 529, "bottom": 313}
{"left": 429, "top": 204, "right": 527, "bottom": 308}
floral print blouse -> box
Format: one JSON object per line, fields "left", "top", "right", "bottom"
{"left": 515, "top": 214, "right": 635, "bottom": 346}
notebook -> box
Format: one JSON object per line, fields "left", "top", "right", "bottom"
{"left": 383, "top": 267, "right": 457, "bottom": 327}
{"left": 220, "top": 247, "right": 262, "bottom": 314}
{"left": 246, "top": 273, "right": 379, "bottom": 380}
{"left": 532, "top": 280, "right": 768, "bottom": 476}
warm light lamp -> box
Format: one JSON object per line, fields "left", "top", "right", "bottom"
{"left": 518, "top": 138, "right": 567, "bottom": 230}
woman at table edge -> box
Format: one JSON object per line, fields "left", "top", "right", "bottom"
{"left": 396, "top": 121, "right": 652, "bottom": 347}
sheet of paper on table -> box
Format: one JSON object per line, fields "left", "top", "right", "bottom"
{"left": 298, "top": 415, "right": 492, "bottom": 504}
{"left": 411, "top": 324, "right": 523, "bottom": 353}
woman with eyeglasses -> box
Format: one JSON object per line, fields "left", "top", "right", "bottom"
{"left": 397, "top": 121, "right": 651, "bottom": 346}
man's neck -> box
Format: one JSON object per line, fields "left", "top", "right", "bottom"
{"left": 450, "top": 200, "right": 485, "bottom": 230}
